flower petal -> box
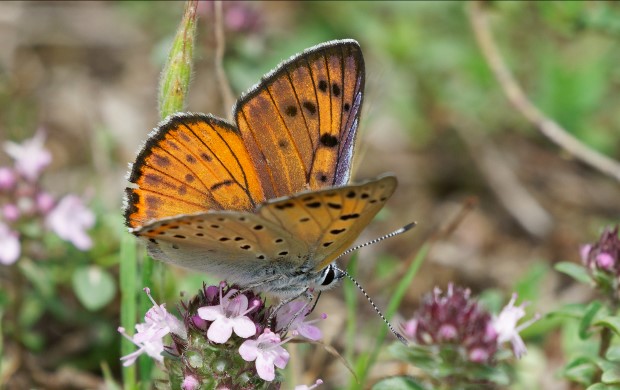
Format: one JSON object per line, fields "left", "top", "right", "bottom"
{"left": 198, "top": 305, "right": 222, "bottom": 321}
{"left": 255, "top": 353, "right": 276, "bottom": 381}
{"left": 232, "top": 315, "right": 257, "bottom": 339}
{"left": 273, "top": 347, "right": 290, "bottom": 369}
{"left": 239, "top": 339, "right": 259, "bottom": 361}
{"left": 298, "top": 324, "right": 322, "bottom": 341}
{"left": 207, "top": 317, "right": 233, "bottom": 343}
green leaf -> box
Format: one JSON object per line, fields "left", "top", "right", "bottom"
{"left": 606, "top": 345, "right": 620, "bottom": 362}
{"left": 72, "top": 266, "right": 116, "bottom": 311}
{"left": 555, "top": 262, "right": 592, "bottom": 284}
{"left": 548, "top": 303, "right": 588, "bottom": 319}
{"left": 561, "top": 356, "right": 597, "bottom": 385}
{"left": 467, "top": 363, "right": 511, "bottom": 386}
{"left": 579, "top": 301, "right": 603, "bottom": 339}
{"left": 594, "top": 316, "right": 620, "bottom": 337}
{"left": 18, "top": 258, "right": 54, "bottom": 298}
{"left": 372, "top": 376, "right": 427, "bottom": 390}
{"left": 387, "top": 343, "right": 437, "bottom": 370}
{"left": 587, "top": 384, "right": 620, "bottom": 390}
{"left": 600, "top": 360, "right": 620, "bottom": 384}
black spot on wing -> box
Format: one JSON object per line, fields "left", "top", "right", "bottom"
{"left": 318, "top": 80, "right": 328, "bottom": 92}
{"left": 285, "top": 105, "right": 297, "bottom": 117}
{"left": 303, "top": 101, "right": 317, "bottom": 114}
{"left": 340, "top": 213, "right": 360, "bottom": 221}
{"left": 320, "top": 134, "right": 339, "bottom": 148}
{"left": 332, "top": 83, "right": 340, "bottom": 97}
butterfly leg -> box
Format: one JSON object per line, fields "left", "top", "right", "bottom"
{"left": 271, "top": 289, "right": 317, "bottom": 334}
{"left": 228, "top": 275, "right": 285, "bottom": 299}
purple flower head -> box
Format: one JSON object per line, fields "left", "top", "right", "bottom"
{"left": 239, "top": 328, "right": 290, "bottom": 381}
{"left": 581, "top": 226, "right": 620, "bottom": 276}
{"left": 403, "top": 284, "right": 499, "bottom": 363}
{"left": 275, "top": 300, "right": 325, "bottom": 341}
{"left": 46, "top": 194, "right": 95, "bottom": 250}
{"left": 4, "top": 129, "right": 52, "bottom": 182}
{"left": 0, "top": 222, "right": 20, "bottom": 265}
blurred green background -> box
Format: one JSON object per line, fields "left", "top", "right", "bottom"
{"left": 1, "top": 1, "right": 619, "bottom": 388}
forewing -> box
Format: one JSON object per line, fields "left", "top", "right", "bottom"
{"left": 234, "top": 39, "right": 365, "bottom": 198}
{"left": 257, "top": 175, "right": 397, "bottom": 270}
{"left": 125, "top": 113, "right": 266, "bottom": 229}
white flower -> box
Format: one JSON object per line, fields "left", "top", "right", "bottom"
{"left": 119, "top": 288, "right": 186, "bottom": 366}
{"left": 197, "top": 288, "right": 257, "bottom": 344}
{"left": 0, "top": 222, "right": 20, "bottom": 265}
{"left": 46, "top": 194, "right": 95, "bottom": 250}
{"left": 493, "top": 293, "right": 538, "bottom": 359}
{"left": 239, "top": 329, "right": 290, "bottom": 381}
{"left": 4, "top": 130, "right": 52, "bottom": 181}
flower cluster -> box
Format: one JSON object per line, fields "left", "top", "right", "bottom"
{"left": 401, "top": 285, "right": 499, "bottom": 363}
{"left": 396, "top": 284, "right": 537, "bottom": 387}
{"left": 0, "top": 130, "right": 95, "bottom": 264}
{"left": 401, "top": 284, "right": 537, "bottom": 363}
{"left": 120, "top": 282, "right": 326, "bottom": 388}
{"left": 581, "top": 225, "right": 620, "bottom": 276}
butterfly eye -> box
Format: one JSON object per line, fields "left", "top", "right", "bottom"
{"left": 319, "top": 264, "right": 344, "bottom": 287}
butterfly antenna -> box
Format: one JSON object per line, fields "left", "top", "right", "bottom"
{"left": 336, "top": 266, "right": 408, "bottom": 345}
{"left": 336, "top": 222, "right": 416, "bottom": 261}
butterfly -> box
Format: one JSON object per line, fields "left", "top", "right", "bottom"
{"left": 124, "top": 39, "right": 397, "bottom": 299}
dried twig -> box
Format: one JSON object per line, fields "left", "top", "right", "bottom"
{"left": 468, "top": 1, "right": 620, "bottom": 183}
{"left": 213, "top": 1, "right": 236, "bottom": 120}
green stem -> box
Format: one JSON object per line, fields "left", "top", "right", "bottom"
{"left": 120, "top": 235, "right": 138, "bottom": 390}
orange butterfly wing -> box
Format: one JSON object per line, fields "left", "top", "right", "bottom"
{"left": 125, "top": 113, "right": 266, "bottom": 229}
{"left": 235, "top": 40, "right": 364, "bottom": 198}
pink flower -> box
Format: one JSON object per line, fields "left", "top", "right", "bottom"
{"left": 239, "top": 329, "right": 290, "bottom": 381}
{"left": 46, "top": 194, "right": 95, "bottom": 250}
{"left": 492, "top": 294, "right": 538, "bottom": 359}
{"left": 0, "top": 222, "right": 20, "bottom": 265}
{"left": 119, "top": 288, "right": 186, "bottom": 366}
{"left": 0, "top": 167, "right": 16, "bottom": 190}
{"left": 181, "top": 374, "right": 200, "bottom": 390}
{"left": 197, "top": 287, "right": 257, "bottom": 344}
{"left": 36, "top": 192, "right": 55, "bottom": 214}
{"left": 4, "top": 130, "right": 52, "bottom": 181}
{"left": 2, "top": 204, "right": 20, "bottom": 221}
{"left": 275, "top": 300, "right": 324, "bottom": 341}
